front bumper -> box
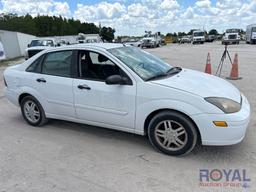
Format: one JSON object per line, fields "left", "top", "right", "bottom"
{"left": 193, "top": 38, "right": 204, "bottom": 41}
{"left": 142, "top": 42, "right": 155, "bottom": 47}
{"left": 222, "top": 39, "right": 239, "bottom": 43}
{"left": 191, "top": 94, "right": 251, "bottom": 146}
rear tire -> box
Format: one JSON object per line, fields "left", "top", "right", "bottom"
{"left": 21, "top": 96, "right": 48, "bottom": 126}
{"left": 147, "top": 111, "right": 198, "bottom": 156}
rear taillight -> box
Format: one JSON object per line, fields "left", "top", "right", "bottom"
{"left": 3, "top": 76, "right": 7, "bottom": 87}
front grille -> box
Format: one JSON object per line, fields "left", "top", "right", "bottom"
{"left": 28, "top": 50, "right": 43, "bottom": 58}
{"left": 143, "top": 40, "right": 151, "bottom": 43}
{"left": 228, "top": 35, "right": 237, "bottom": 40}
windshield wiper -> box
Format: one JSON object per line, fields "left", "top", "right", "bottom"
{"left": 166, "top": 67, "right": 182, "bottom": 74}
{"left": 145, "top": 73, "right": 168, "bottom": 81}
{"left": 145, "top": 67, "right": 182, "bottom": 81}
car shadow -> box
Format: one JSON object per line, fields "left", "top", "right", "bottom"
{"left": 11, "top": 112, "right": 250, "bottom": 161}
{"left": 38, "top": 119, "right": 248, "bottom": 161}
{"left": 46, "top": 119, "right": 153, "bottom": 150}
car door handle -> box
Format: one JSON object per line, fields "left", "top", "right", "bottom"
{"left": 77, "top": 84, "right": 91, "bottom": 90}
{"left": 36, "top": 78, "right": 46, "bottom": 83}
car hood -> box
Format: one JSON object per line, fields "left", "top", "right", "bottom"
{"left": 151, "top": 69, "right": 241, "bottom": 102}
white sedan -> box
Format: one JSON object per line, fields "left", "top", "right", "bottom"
{"left": 3, "top": 43, "right": 251, "bottom": 156}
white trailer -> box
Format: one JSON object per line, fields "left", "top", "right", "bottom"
{"left": 246, "top": 24, "right": 256, "bottom": 44}
{"left": 0, "top": 30, "right": 35, "bottom": 59}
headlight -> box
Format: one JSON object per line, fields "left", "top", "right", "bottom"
{"left": 205, "top": 97, "right": 241, "bottom": 113}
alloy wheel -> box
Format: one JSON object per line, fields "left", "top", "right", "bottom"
{"left": 23, "top": 100, "right": 40, "bottom": 123}
{"left": 154, "top": 120, "right": 188, "bottom": 151}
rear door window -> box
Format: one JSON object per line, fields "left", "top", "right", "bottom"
{"left": 42, "top": 51, "right": 72, "bottom": 77}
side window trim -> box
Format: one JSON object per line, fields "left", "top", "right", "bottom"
{"left": 75, "top": 49, "right": 133, "bottom": 85}
{"left": 25, "top": 54, "right": 45, "bottom": 73}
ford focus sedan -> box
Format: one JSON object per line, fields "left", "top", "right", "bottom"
{"left": 3, "top": 43, "right": 251, "bottom": 156}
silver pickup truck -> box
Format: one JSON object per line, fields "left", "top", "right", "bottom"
{"left": 25, "top": 38, "right": 56, "bottom": 59}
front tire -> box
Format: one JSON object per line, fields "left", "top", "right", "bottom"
{"left": 21, "top": 96, "right": 48, "bottom": 126}
{"left": 148, "top": 111, "right": 198, "bottom": 156}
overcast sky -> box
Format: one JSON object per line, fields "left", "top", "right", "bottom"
{"left": 0, "top": 0, "right": 255, "bottom": 35}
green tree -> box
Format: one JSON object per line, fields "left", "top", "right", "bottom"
{"left": 0, "top": 13, "right": 113, "bottom": 38}
{"left": 100, "top": 27, "right": 115, "bottom": 42}
{"left": 208, "top": 29, "right": 218, "bottom": 35}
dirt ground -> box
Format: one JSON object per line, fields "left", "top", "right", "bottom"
{"left": 0, "top": 42, "right": 255, "bottom": 192}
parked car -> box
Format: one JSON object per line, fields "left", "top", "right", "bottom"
{"left": 57, "top": 39, "right": 70, "bottom": 46}
{"left": 246, "top": 24, "right": 256, "bottom": 44}
{"left": 205, "top": 35, "right": 216, "bottom": 42}
{"left": 25, "top": 38, "right": 55, "bottom": 59}
{"left": 124, "top": 40, "right": 142, "bottom": 47}
{"left": 77, "top": 33, "right": 102, "bottom": 44}
{"left": 222, "top": 29, "right": 240, "bottom": 44}
{"left": 192, "top": 30, "right": 205, "bottom": 44}
{"left": 3, "top": 43, "right": 251, "bottom": 156}
{"left": 180, "top": 36, "right": 191, "bottom": 44}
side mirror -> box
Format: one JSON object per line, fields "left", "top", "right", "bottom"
{"left": 27, "top": 44, "right": 30, "bottom": 48}
{"left": 105, "top": 75, "right": 127, "bottom": 85}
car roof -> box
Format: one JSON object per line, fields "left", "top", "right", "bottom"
{"left": 67, "top": 43, "right": 124, "bottom": 50}
{"left": 32, "top": 38, "right": 55, "bottom": 41}
{"left": 41, "top": 43, "right": 125, "bottom": 53}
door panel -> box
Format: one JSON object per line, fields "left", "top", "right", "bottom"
{"left": 27, "top": 50, "right": 76, "bottom": 118}
{"left": 73, "top": 79, "right": 136, "bottom": 129}
{"left": 30, "top": 73, "right": 75, "bottom": 117}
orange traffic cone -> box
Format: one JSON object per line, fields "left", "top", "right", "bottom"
{"left": 205, "top": 53, "right": 212, "bottom": 74}
{"left": 227, "top": 53, "right": 242, "bottom": 80}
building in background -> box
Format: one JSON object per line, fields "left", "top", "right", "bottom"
{"left": 0, "top": 30, "right": 35, "bottom": 59}
{"left": 0, "top": 30, "right": 102, "bottom": 60}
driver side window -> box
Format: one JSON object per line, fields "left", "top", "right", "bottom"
{"left": 78, "top": 50, "right": 128, "bottom": 81}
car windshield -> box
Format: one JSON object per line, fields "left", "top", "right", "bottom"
{"left": 108, "top": 46, "right": 174, "bottom": 80}
{"left": 30, "top": 40, "right": 54, "bottom": 47}
{"left": 252, "top": 27, "right": 256, "bottom": 32}
{"left": 226, "top": 29, "right": 239, "bottom": 33}
{"left": 194, "top": 32, "right": 204, "bottom": 36}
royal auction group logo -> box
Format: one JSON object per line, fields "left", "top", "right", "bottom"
{"left": 199, "top": 169, "right": 251, "bottom": 188}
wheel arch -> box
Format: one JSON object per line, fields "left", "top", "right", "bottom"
{"left": 144, "top": 108, "right": 202, "bottom": 144}
{"left": 17, "top": 86, "right": 46, "bottom": 108}
{"left": 18, "top": 93, "right": 34, "bottom": 105}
